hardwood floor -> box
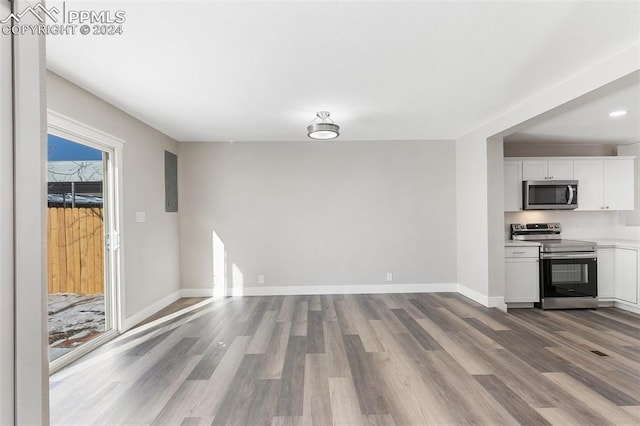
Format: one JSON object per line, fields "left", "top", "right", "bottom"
{"left": 49, "top": 293, "right": 640, "bottom": 425}
{"left": 134, "top": 297, "right": 211, "bottom": 328}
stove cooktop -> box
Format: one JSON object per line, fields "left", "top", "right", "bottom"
{"left": 510, "top": 223, "right": 597, "bottom": 253}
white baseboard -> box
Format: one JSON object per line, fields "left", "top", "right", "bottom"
{"left": 613, "top": 300, "right": 640, "bottom": 314}
{"left": 456, "top": 284, "right": 489, "bottom": 307}
{"left": 489, "top": 297, "right": 508, "bottom": 312}
{"left": 598, "top": 298, "right": 640, "bottom": 314}
{"left": 455, "top": 285, "right": 506, "bottom": 311}
{"left": 179, "top": 288, "right": 215, "bottom": 298}
{"left": 597, "top": 299, "right": 615, "bottom": 307}
{"left": 233, "top": 283, "right": 457, "bottom": 297}
{"left": 506, "top": 302, "right": 535, "bottom": 309}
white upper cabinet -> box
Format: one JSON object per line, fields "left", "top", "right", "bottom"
{"left": 604, "top": 159, "right": 634, "bottom": 210}
{"left": 574, "top": 160, "right": 605, "bottom": 210}
{"left": 574, "top": 158, "right": 635, "bottom": 211}
{"left": 547, "top": 160, "right": 574, "bottom": 180}
{"left": 504, "top": 160, "right": 523, "bottom": 212}
{"left": 522, "top": 160, "right": 573, "bottom": 181}
{"left": 505, "top": 157, "right": 634, "bottom": 212}
{"left": 522, "top": 161, "right": 547, "bottom": 181}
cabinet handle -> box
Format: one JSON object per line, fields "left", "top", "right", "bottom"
{"left": 513, "top": 251, "right": 526, "bottom": 254}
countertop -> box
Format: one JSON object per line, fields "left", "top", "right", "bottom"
{"left": 590, "top": 239, "right": 640, "bottom": 250}
{"left": 505, "top": 239, "right": 639, "bottom": 249}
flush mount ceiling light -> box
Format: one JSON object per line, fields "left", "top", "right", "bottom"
{"left": 609, "top": 110, "right": 629, "bottom": 117}
{"left": 307, "top": 111, "right": 340, "bottom": 140}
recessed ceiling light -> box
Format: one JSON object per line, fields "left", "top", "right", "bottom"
{"left": 609, "top": 110, "right": 628, "bottom": 117}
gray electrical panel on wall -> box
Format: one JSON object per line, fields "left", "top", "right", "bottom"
{"left": 165, "top": 150, "right": 178, "bottom": 212}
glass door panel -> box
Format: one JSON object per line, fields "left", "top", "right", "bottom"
{"left": 47, "top": 134, "right": 113, "bottom": 362}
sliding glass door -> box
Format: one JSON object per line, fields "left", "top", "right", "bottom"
{"left": 47, "top": 114, "right": 123, "bottom": 373}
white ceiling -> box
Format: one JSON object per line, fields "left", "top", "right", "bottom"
{"left": 46, "top": 1, "right": 640, "bottom": 143}
{"left": 505, "top": 78, "right": 640, "bottom": 146}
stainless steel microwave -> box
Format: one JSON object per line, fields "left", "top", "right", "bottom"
{"left": 523, "top": 180, "right": 578, "bottom": 210}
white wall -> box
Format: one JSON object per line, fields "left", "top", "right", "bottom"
{"left": 487, "top": 138, "right": 506, "bottom": 309}
{"left": 0, "top": 1, "right": 13, "bottom": 423}
{"left": 179, "top": 140, "right": 458, "bottom": 294}
{"left": 13, "top": 5, "right": 48, "bottom": 423}
{"left": 455, "top": 130, "right": 490, "bottom": 302}
{"left": 504, "top": 143, "right": 616, "bottom": 157}
{"left": 618, "top": 142, "right": 640, "bottom": 226}
{"left": 46, "top": 72, "right": 181, "bottom": 321}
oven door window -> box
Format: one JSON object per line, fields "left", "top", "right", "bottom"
{"left": 541, "top": 258, "right": 597, "bottom": 298}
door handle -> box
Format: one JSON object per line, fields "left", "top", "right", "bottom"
{"left": 567, "top": 185, "right": 574, "bottom": 205}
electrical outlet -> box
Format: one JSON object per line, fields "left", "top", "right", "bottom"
{"left": 258, "top": 274, "right": 265, "bottom": 284}
{"left": 386, "top": 272, "right": 393, "bottom": 282}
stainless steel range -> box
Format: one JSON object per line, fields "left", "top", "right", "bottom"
{"left": 510, "top": 223, "right": 598, "bottom": 310}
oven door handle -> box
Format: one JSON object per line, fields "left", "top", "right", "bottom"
{"left": 540, "top": 253, "right": 597, "bottom": 260}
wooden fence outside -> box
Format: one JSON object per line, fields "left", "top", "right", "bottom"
{"left": 47, "top": 207, "right": 104, "bottom": 295}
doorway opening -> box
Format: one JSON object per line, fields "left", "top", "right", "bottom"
{"left": 47, "top": 112, "right": 124, "bottom": 373}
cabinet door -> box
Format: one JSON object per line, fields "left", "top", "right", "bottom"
{"left": 504, "top": 160, "right": 522, "bottom": 212}
{"left": 604, "top": 159, "right": 634, "bottom": 210}
{"left": 547, "top": 160, "right": 573, "bottom": 180}
{"left": 597, "top": 248, "right": 615, "bottom": 298}
{"left": 573, "top": 160, "right": 604, "bottom": 210}
{"left": 505, "top": 258, "right": 539, "bottom": 303}
{"left": 522, "top": 161, "right": 547, "bottom": 181}
{"left": 614, "top": 248, "right": 638, "bottom": 304}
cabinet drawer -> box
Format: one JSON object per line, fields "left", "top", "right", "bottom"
{"left": 505, "top": 247, "right": 539, "bottom": 258}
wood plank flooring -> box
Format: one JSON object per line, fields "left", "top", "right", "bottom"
{"left": 49, "top": 293, "right": 640, "bottom": 425}
{"left": 134, "top": 298, "right": 210, "bottom": 328}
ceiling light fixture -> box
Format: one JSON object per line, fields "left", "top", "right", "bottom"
{"left": 609, "top": 110, "right": 629, "bottom": 117}
{"left": 307, "top": 111, "right": 340, "bottom": 140}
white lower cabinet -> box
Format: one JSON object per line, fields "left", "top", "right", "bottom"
{"left": 597, "top": 248, "right": 615, "bottom": 299}
{"left": 597, "top": 245, "right": 639, "bottom": 308}
{"left": 505, "top": 244, "right": 639, "bottom": 309}
{"left": 505, "top": 246, "right": 539, "bottom": 304}
{"left": 614, "top": 248, "right": 638, "bottom": 304}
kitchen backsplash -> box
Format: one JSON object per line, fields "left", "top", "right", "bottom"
{"left": 504, "top": 210, "right": 640, "bottom": 241}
